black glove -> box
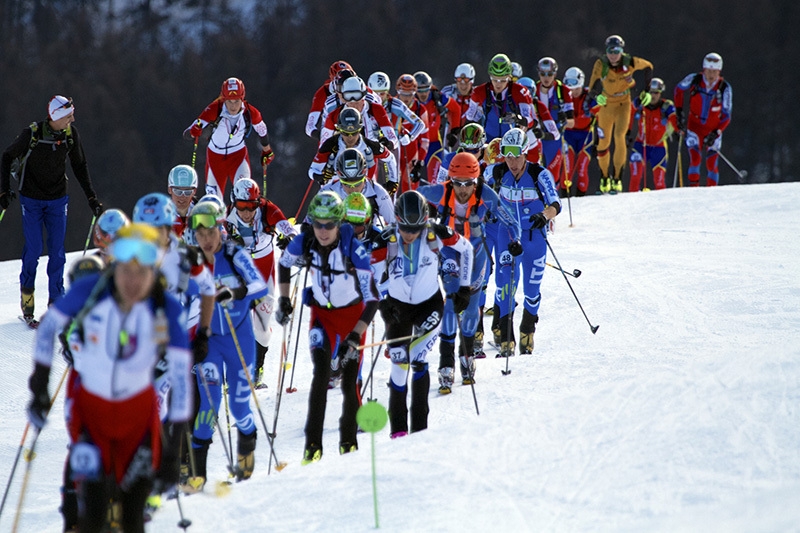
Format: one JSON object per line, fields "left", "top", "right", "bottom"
{"left": 275, "top": 296, "right": 293, "bottom": 326}
{"left": 530, "top": 212, "right": 548, "bottom": 230}
{"left": 27, "top": 362, "right": 51, "bottom": 430}
{"left": 378, "top": 136, "right": 394, "bottom": 150}
{"left": 154, "top": 421, "right": 186, "bottom": 494}
{"left": 215, "top": 286, "right": 237, "bottom": 305}
{"left": 675, "top": 108, "right": 686, "bottom": 133}
{"left": 337, "top": 331, "right": 361, "bottom": 368}
{"left": 379, "top": 298, "right": 401, "bottom": 326}
{"left": 704, "top": 130, "right": 720, "bottom": 147}
{"left": 532, "top": 121, "right": 544, "bottom": 139}
{"left": 313, "top": 172, "right": 329, "bottom": 187}
{"left": 275, "top": 234, "right": 291, "bottom": 250}
{"left": 450, "top": 286, "right": 472, "bottom": 314}
{"left": 557, "top": 111, "right": 567, "bottom": 129}
{"left": 191, "top": 328, "right": 210, "bottom": 364}
{"left": 446, "top": 127, "right": 460, "bottom": 149}
{"left": 88, "top": 197, "right": 103, "bottom": 216}
{"left": 508, "top": 240, "right": 523, "bottom": 257}
{"left": 0, "top": 191, "right": 14, "bottom": 210}
{"left": 409, "top": 161, "right": 425, "bottom": 183}
{"left": 383, "top": 181, "right": 398, "bottom": 196}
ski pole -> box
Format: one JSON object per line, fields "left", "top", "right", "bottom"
{"left": 0, "top": 209, "right": 5, "bottom": 224}
{"left": 292, "top": 180, "right": 315, "bottom": 222}
{"left": 502, "top": 256, "right": 515, "bottom": 375}
{"left": 286, "top": 268, "right": 310, "bottom": 394}
{"left": 270, "top": 269, "right": 303, "bottom": 442}
{"left": 716, "top": 149, "right": 748, "bottom": 183}
{"left": 560, "top": 137, "right": 574, "bottom": 227}
{"left": 196, "top": 364, "right": 237, "bottom": 481}
{"left": 191, "top": 128, "right": 200, "bottom": 169}
{"left": 174, "top": 487, "right": 192, "bottom": 531}
{"left": 82, "top": 215, "right": 97, "bottom": 256}
{"left": 542, "top": 229, "right": 599, "bottom": 334}
{"left": 262, "top": 162, "right": 268, "bottom": 198}
{"left": 356, "top": 334, "right": 417, "bottom": 351}
{"left": 221, "top": 380, "right": 234, "bottom": 468}
{"left": 11, "top": 428, "right": 39, "bottom": 533}
{"left": 456, "top": 315, "right": 479, "bottom": 416}
{"left": 546, "top": 262, "right": 581, "bottom": 278}
{"left": 360, "top": 332, "right": 387, "bottom": 399}
{"left": 1, "top": 366, "right": 69, "bottom": 520}
{"left": 673, "top": 132, "right": 684, "bottom": 188}
{"left": 222, "top": 308, "right": 287, "bottom": 472}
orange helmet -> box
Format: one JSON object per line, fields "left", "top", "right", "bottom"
{"left": 396, "top": 74, "right": 417, "bottom": 94}
{"left": 329, "top": 60, "right": 352, "bottom": 80}
{"left": 449, "top": 152, "right": 481, "bottom": 180}
{"left": 220, "top": 77, "right": 245, "bottom": 100}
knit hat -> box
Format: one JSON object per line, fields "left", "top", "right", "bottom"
{"left": 48, "top": 95, "right": 74, "bottom": 121}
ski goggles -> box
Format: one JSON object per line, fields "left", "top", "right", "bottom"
{"left": 234, "top": 200, "right": 258, "bottom": 211}
{"left": 398, "top": 224, "right": 424, "bottom": 234}
{"left": 190, "top": 213, "right": 221, "bottom": 230}
{"left": 501, "top": 145, "right": 524, "bottom": 158}
{"left": 340, "top": 177, "right": 366, "bottom": 188}
{"left": 342, "top": 90, "right": 365, "bottom": 102}
{"left": 451, "top": 178, "right": 478, "bottom": 188}
{"left": 336, "top": 126, "right": 362, "bottom": 136}
{"left": 170, "top": 188, "right": 195, "bottom": 197}
{"left": 312, "top": 220, "right": 339, "bottom": 230}
{"left": 564, "top": 77, "right": 581, "bottom": 88}
{"left": 606, "top": 46, "right": 623, "bottom": 54}
{"left": 109, "top": 237, "right": 160, "bottom": 266}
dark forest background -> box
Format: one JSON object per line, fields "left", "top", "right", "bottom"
{"left": 0, "top": 0, "right": 796, "bottom": 261}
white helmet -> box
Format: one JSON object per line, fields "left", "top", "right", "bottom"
{"left": 703, "top": 52, "right": 723, "bottom": 71}
{"left": 563, "top": 67, "right": 585, "bottom": 89}
{"left": 340, "top": 76, "right": 367, "bottom": 102}
{"left": 511, "top": 62, "right": 523, "bottom": 80}
{"left": 368, "top": 71, "right": 391, "bottom": 92}
{"left": 454, "top": 62, "right": 476, "bottom": 81}
{"left": 500, "top": 127, "right": 528, "bottom": 156}
{"left": 168, "top": 164, "right": 198, "bottom": 188}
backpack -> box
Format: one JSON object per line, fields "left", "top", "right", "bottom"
{"left": 208, "top": 100, "right": 253, "bottom": 138}
{"left": 11, "top": 121, "right": 74, "bottom": 191}
{"left": 600, "top": 54, "right": 634, "bottom": 79}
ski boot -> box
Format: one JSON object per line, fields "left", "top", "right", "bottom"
{"left": 498, "top": 341, "right": 516, "bottom": 358}
{"left": 181, "top": 438, "right": 210, "bottom": 494}
{"left": 460, "top": 355, "right": 475, "bottom": 385}
{"left": 473, "top": 330, "right": 486, "bottom": 359}
{"left": 255, "top": 344, "right": 269, "bottom": 389}
{"left": 339, "top": 441, "right": 358, "bottom": 455}
{"left": 612, "top": 177, "right": 623, "bottom": 193}
{"left": 236, "top": 429, "right": 257, "bottom": 481}
{"left": 437, "top": 367, "right": 454, "bottom": 394}
{"left": 143, "top": 493, "right": 161, "bottom": 522}
{"left": 599, "top": 176, "right": 611, "bottom": 194}
{"left": 302, "top": 443, "right": 322, "bottom": 465}
{"left": 519, "top": 311, "right": 538, "bottom": 355}
{"left": 21, "top": 287, "right": 38, "bottom": 328}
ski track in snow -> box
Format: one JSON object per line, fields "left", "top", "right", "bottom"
{"left": 1, "top": 183, "right": 800, "bottom": 532}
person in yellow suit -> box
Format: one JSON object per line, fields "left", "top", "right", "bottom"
{"left": 588, "top": 35, "right": 653, "bottom": 193}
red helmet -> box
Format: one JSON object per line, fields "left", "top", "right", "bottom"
{"left": 329, "top": 60, "right": 353, "bottom": 80}
{"left": 448, "top": 152, "right": 481, "bottom": 180}
{"left": 396, "top": 74, "right": 417, "bottom": 94}
{"left": 220, "top": 77, "right": 245, "bottom": 100}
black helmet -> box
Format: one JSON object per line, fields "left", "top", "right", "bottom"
{"left": 605, "top": 35, "right": 625, "bottom": 52}
{"left": 337, "top": 107, "right": 363, "bottom": 135}
{"left": 335, "top": 148, "right": 367, "bottom": 182}
{"left": 394, "top": 191, "right": 429, "bottom": 232}
{"left": 67, "top": 255, "right": 105, "bottom": 284}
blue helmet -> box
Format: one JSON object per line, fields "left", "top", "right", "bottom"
{"left": 133, "top": 192, "right": 176, "bottom": 228}
{"left": 94, "top": 208, "right": 130, "bottom": 249}
{"left": 516, "top": 76, "right": 535, "bottom": 92}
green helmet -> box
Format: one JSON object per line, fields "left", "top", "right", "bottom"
{"left": 488, "top": 53, "right": 512, "bottom": 78}
{"left": 307, "top": 191, "right": 345, "bottom": 222}
{"left": 189, "top": 197, "right": 226, "bottom": 229}
{"left": 460, "top": 123, "right": 486, "bottom": 151}
{"left": 343, "top": 192, "right": 372, "bottom": 225}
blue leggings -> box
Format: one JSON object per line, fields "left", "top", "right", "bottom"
{"left": 19, "top": 194, "right": 69, "bottom": 301}
{"left": 494, "top": 228, "right": 546, "bottom": 318}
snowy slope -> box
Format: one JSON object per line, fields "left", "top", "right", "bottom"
{"left": 1, "top": 183, "right": 799, "bottom": 532}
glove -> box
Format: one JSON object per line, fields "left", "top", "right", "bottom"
{"left": 595, "top": 94, "right": 607, "bottom": 107}
{"left": 0, "top": 191, "right": 14, "bottom": 210}
{"left": 215, "top": 286, "right": 246, "bottom": 305}
{"left": 337, "top": 331, "right": 361, "bottom": 368}
{"left": 399, "top": 133, "right": 412, "bottom": 146}
{"left": 446, "top": 128, "right": 460, "bottom": 149}
{"left": 189, "top": 120, "right": 203, "bottom": 138}
{"left": 531, "top": 121, "right": 544, "bottom": 139}
{"left": 639, "top": 91, "right": 652, "bottom": 107}
{"left": 384, "top": 181, "right": 398, "bottom": 196}
{"left": 275, "top": 296, "right": 293, "bottom": 326}
{"left": 409, "top": 161, "right": 424, "bottom": 183}
{"left": 704, "top": 130, "right": 720, "bottom": 147}
{"left": 88, "top": 197, "right": 103, "bottom": 216}
{"left": 530, "top": 212, "right": 548, "bottom": 229}
{"left": 27, "top": 362, "right": 51, "bottom": 430}
{"left": 675, "top": 108, "right": 686, "bottom": 132}
{"left": 378, "top": 298, "right": 401, "bottom": 326}
{"left": 154, "top": 421, "right": 186, "bottom": 494}
{"left": 450, "top": 286, "right": 472, "bottom": 314}
{"left": 275, "top": 234, "right": 291, "bottom": 250}
{"left": 508, "top": 240, "right": 523, "bottom": 257}
{"left": 312, "top": 173, "right": 329, "bottom": 187}
{"left": 191, "top": 328, "right": 210, "bottom": 364}
{"left": 261, "top": 146, "right": 275, "bottom": 167}
{"left": 557, "top": 111, "right": 567, "bottom": 129}
{"left": 378, "top": 136, "right": 394, "bottom": 150}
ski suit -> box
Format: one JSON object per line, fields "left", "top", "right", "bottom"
{"left": 628, "top": 97, "right": 678, "bottom": 191}
{"left": 320, "top": 178, "right": 396, "bottom": 227}
{"left": 278, "top": 224, "right": 379, "bottom": 453}
{"left": 673, "top": 73, "right": 732, "bottom": 186}
{"left": 319, "top": 100, "right": 399, "bottom": 151}
{"left": 418, "top": 87, "right": 463, "bottom": 183}
{"left": 309, "top": 132, "right": 399, "bottom": 186}
{"left": 186, "top": 99, "right": 270, "bottom": 199}
{"left": 375, "top": 223, "right": 473, "bottom": 435}
{"left": 486, "top": 161, "right": 560, "bottom": 342}
{"left": 418, "top": 182, "right": 520, "bottom": 379}
{"left": 563, "top": 88, "right": 595, "bottom": 195}
{"left": 536, "top": 80, "right": 574, "bottom": 189}
{"left": 465, "top": 82, "right": 534, "bottom": 142}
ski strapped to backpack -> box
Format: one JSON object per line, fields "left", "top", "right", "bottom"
{"left": 11, "top": 121, "right": 75, "bottom": 192}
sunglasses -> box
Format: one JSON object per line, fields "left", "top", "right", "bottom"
{"left": 397, "top": 90, "right": 415, "bottom": 97}
{"left": 490, "top": 76, "right": 510, "bottom": 83}
{"left": 539, "top": 71, "right": 555, "bottom": 78}
{"left": 501, "top": 145, "right": 524, "bottom": 158}
{"left": 336, "top": 127, "right": 362, "bottom": 137}
{"left": 110, "top": 237, "right": 160, "bottom": 266}
{"left": 171, "top": 188, "right": 195, "bottom": 197}
{"left": 312, "top": 220, "right": 339, "bottom": 230}
{"left": 234, "top": 200, "right": 258, "bottom": 211}
{"left": 190, "top": 213, "right": 221, "bottom": 230}
{"left": 607, "top": 47, "right": 623, "bottom": 54}
{"left": 451, "top": 179, "right": 477, "bottom": 188}
{"left": 398, "top": 224, "right": 424, "bottom": 233}
{"left": 340, "top": 177, "right": 366, "bottom": 188}
{"left": 342, "top": 91, "right": 365, "bottom": 102}
{"left": 456, "top": 77, "right": 473, "bottom": 83}
{"left": 417, "top": 87, "right": 431, "bottom": 93}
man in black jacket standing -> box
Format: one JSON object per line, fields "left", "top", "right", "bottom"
{"left": 0, "top": 95, "right": 103, "bottom": 326}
